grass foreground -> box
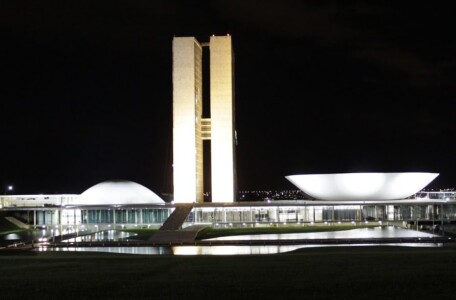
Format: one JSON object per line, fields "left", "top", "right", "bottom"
{"left": 1, "top": 246, "right": 456, "bottom": 299}
{"left": 0, "top": 212, "right": 21, "bottom": 233}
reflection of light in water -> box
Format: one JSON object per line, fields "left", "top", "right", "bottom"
{"left": 173, "top": 243, "right": 442, "bottom": 255}
{"left": 172, "top": 245, "right": 303, "bottom": 255}
{"left": 173, "top": 243, "right": 441, "bottom": 255}
{"left": 36, "top": 243, "right": 441, "bottom": 256}
{"left": 172, "top": 246, "right": 201, "bottom": 255}
{"left": 38, "top": 246, "right": 172, "bottom": 255}
{"left": 63, "top": 230, "right": 136, "bottom": 243}
{"left": 4, "top": 233, "right": 21, "bottom": 240}
{"left": 0, "top": 229, "right": 56, "bottom": 242}
{"left": 204, "top": 227, "right": 439, "bottom": 241}
{"left": 34, "top": 227, "right": 443, "bottom": 256}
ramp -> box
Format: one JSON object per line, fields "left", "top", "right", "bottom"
{"left": 149, "top": 225, "right": 209, "bottom": 244}
{"left": 149, "top": 205, "right": 209, "bottom": 243}
{"left": 5, "top": 217, "right": 29, "bottom": 229}
{"left": 159, "top": 204, "right": 194, "bottom": 231}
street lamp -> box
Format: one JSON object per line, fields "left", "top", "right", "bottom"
{"left": 5, "top": 185, "right": 13, "bottom": 195}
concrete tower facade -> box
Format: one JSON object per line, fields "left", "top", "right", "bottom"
{"left": 172, "top": 35, "right": 236, "bottom": 203}
{"left": 210, "top": 36, "right": 236, "bottom": 203}
{"left": 172, "top": 37, "right": 204, "bottom": 203}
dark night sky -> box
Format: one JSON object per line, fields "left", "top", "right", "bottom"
{"left": 1, "top": 1, "right": 455, "bottom": 195}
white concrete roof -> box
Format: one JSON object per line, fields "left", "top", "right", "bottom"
{"left": 286, "top": 172, "right": 439, "bottom": 201}
{"left": 75, "top": 180, "right": 164, "bottom": 205}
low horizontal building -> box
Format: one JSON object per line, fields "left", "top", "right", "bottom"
{"left": 1, "top": 177, "right": 456, "bottom": 234}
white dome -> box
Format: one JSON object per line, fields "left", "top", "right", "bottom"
{"left": 286, "top": 172, "right": 439, "bottom": 201}
{"left": 75, "top": 180, "right": 164, "bottom": 205}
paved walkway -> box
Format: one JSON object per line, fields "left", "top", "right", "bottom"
{"left": 149, "top": 224, "right": 209, "bottom": 243}
{"left": 159, "top": 204, "right": 194, "bottom": 231}
{"left": 5, "top": 216, "right": 29, "bottom": 229}
{"left": 149, "top": 205, "right": 207, "bottom": 243}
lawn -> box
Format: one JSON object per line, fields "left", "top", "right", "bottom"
{"left": 1, "top": 246, "right": 456, "bottom": 299}
{"left": 0, "top": 212, "right": 21, "bottom": 233}
{"left": 0, "top": 212, "right": 30, "bottom": 243}
{"left": 1, "top": 218, "right": 455, "bottom": 299}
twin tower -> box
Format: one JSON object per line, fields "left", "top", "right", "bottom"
{"left": 173, "top": 35, "right": 236, "bottom": 203}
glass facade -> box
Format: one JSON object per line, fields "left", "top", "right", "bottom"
{"left": 6, "top": 202, "right": 456, "bottom": 231}
{"left": 182, "top": 203, "right": 456, "bottom": 227}
{"left": 30, "top": 208, "right": 170, "bottom": 228}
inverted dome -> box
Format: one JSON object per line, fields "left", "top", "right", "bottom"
{"left": 75, "top": 180, "right": 164, "bottom": 205}
{"left": 286, "top": 172, "right": 439, "bottom": 201}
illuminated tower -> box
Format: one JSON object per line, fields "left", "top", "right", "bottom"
{"left": 209, "top": 36, "right": 236, "bottom": 203}
{"left": 172, "top": 37, "right": 203, "bottom": 203}
{"left": 172, "top": 35, "right": 236, "bottom": 203}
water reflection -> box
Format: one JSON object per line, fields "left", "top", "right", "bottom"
{"left": 172, "top": 243, "right": 441, "bottom": 255}
{"left": 33, "top": 227, "right": 444, "bottom": 256}
{"left": 3, "top": 233, "right": 22, "bottom": 240}
{"left": 63, "top": 230, "right": 136, "bottom": 243}
{"left": 0, "top": 229, "right": 49, "bottom": 242}
{"left": 204, "top": 226, "right": 439, "bottom": 241}
{"left": 173, "top": 245, "right": 306, "bottom": 255}
{"left": 38, "top": 246, "right": 172, "bottom": 255}
{"left": 37, "top": 243, "right": 441, "bottom": 256}
{"left": 1, "top": 229, "right": 133, "bottom": 243}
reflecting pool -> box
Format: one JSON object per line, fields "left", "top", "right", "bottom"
{"left": 3, "top": 233, "right": 22, "bottom": 241}
{"left": 204, "top": 226, "right": 438, "bottom": 241}
{"left": 1, "top": 229, "right": 51, "bottom": 242}
{"left": 37, "top": 243, "right": 441, "bottom": 256}
{"left": 37, "top": 246, "right": 172, "bottom": 255}
{"left": 36, "top": 226, "right": 443, "bottom": 255}
{"left": 63, "top": 230, "right": 136, "bottom": 242}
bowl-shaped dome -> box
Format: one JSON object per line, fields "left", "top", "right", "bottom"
{"left": 75, "top": 180, "right": 164, "bottom": 205}
{"left": 286, "top": 172, "right": 439, "bottom": 201}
